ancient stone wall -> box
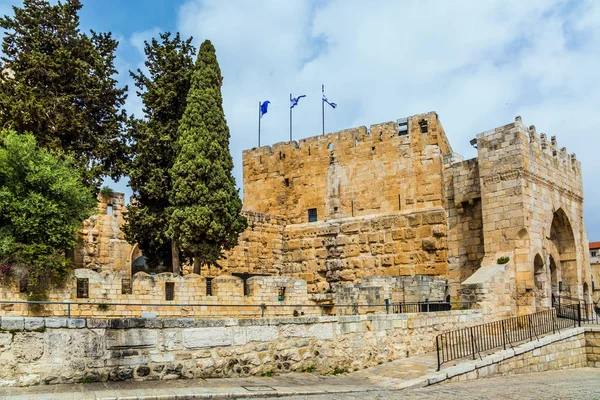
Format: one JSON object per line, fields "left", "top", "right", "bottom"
{"left": 0, "top": 309, "right": 483, "bottom": 386}
{"left": 242, "top": 112, "right": 452, "bottom": 224}
{"left": 280, "top": 207, "right": 448, "bottom": 292}
{"left": 74, "top": 192, "right": 133, "bottom": 273}
{"left": 445, "top": 155, "right": 484, "bottom": 298}
{"left": 201, "top": 211, "right": 286, "bottom": 277}
{"left": 335, "top": 275, "right": 448, "bottom": 310}
{"left": 0, "top": 272, "right": 312, "bottom": 319}
{"left": 471, "top": 117, "right": 589, "bottom": 314}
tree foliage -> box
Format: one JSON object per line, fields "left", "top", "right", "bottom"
{"left": 0, "top": 131, "right": 96, "bottom": 299}
{"left": 0, "top": 0, "right": 129, "bottom": 190}
{"left": 123, "top": 32, "right": 196, "bottom": 270}
{"left": 168, "top": 40, "right": 247, "bottom": 269}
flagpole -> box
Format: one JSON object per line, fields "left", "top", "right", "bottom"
{"left": 258, "top": 101, "right": 261, "bottom": 147}
{"left": 322, "top": 84, "right": 325, "bottom": 136}
{"left": 289, "top": 93, "right": 292, "bottom": 141}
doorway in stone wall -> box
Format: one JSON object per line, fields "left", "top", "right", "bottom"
{"left": 549, "top": 208, "right": 577, "bottom": 296}
{"left": 549, "top": 255, "right": 559, "bottom": 298}
{"left": 533, "top": 254, "right": 547, "bottom": 309}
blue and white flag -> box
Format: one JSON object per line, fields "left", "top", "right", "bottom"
{"left": 322, "top": 87, "right": 337, "bottom": 109}
{"left": 260, "top": 100, "right": 270, "bottom": 118}
{"left": 290, "top": 95, "right": 306, "bottom": 109}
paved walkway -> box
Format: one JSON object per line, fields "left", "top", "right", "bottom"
{"left": 248, "top": 368, "right": 600, "bottom": 400}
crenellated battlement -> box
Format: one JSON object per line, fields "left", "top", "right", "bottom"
{"left": 242, "top": 112, "right": 453, "bottom": 223}
{"left": 477, "top": 116, "right": 581, "bottom": 178}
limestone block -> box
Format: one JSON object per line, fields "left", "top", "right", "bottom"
{"left": 105, "top": 329, "right": 158, "bottom": 349}
{"left": 0, "top": 317, "right": 24, "bottom": 331}
{"left": 183, "top": 327, "right": 233, "bottom": 349}
{"left": 13, "top": 332, "right": 44, "bottom": 362}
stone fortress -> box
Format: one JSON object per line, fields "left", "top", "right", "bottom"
{"left": 0, "top": 111, "right": 591, "bottom": 318}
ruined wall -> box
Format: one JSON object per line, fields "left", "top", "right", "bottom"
{"left": 445, "top": 156, "right": 485, "bottom": 298}
{"left": 281, "top": 207, "right": 448, "bottom": 292}
{"left": 202, "top": 211, "right": 286, "bottom": 277}
{"left": 0, "top": 309, "right": 483, "bottom": 387}
{"left": 335, "top": 275, "right": 448, "bottom": 306}
{"left": 74, "top": 193, "right": 133, "bottom": 273}
{"left": 242, "top": 112, "right": 452, "bottom": 224}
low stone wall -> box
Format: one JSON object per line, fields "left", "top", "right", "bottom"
{"left": 0, "top": 309, "right": 483, "bottom": 386}
{"left": 0, "top": 272, "right": 313, "bottom": 319}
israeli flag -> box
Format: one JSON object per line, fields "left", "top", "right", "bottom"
{"left": 322, "top": 88, "right": 337, "bottom": 109}
{"left": 260, "top": 101, "right": 270, "bottom": 118}
{"left": 290, "top": 95, "right": 306, "bottom": 109}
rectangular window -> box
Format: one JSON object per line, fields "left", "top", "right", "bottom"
{"left": 592, "top": 251, "right": 597, "bottom": 257}
{"left": 121, "top": 278, "right": 132, "bottom": 295}
{"left": 77, "top": 278, "right": 89, "bottom": 298}
{"left": 19, "top": 277, "right": 28, "bottom": 293}
{"left": 278, "top": 287, "right": 286, "bottom": 302}
{"left": 165, "top": 282, "right": 175, "bottom": 301}
{"left": 308, "top": 208, "right": 317, "bottom": 222}
{"left": 206, "top": 278, "right": 213, "bottom": 296}
{"left": 397, "top": 117, "right": 408, "bottom": 136}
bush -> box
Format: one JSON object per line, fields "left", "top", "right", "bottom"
{"left": 99, "top": 185, "right": 114, "bottom": 200}
{"left": 497, "top": 256, "right": 510, "bottom": 264}
{"left": 0, "top": 132, "right": 96, "bottom": 300}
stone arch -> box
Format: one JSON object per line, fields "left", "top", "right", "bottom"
{"left": 533, "top": 253, "right": 547, "bottom": 309}
{"left": 583, "top": 282, "right": 589, "bottom": 300}
{"left": 549, "top": 208, "right": 577, "bottom": 295}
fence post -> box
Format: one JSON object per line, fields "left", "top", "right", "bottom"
{"left": 528, "top": 314, "right": 533, "bottom": 342}
{"left": 385, "top": 299, "right": 390, "bottom": 314}
{"left": 577, "top": 301, "right": 581, "bottom": 327}
{"left": 470, "top": 327, "right": 476, "bottom": 360}
{"left": 501, "top": 320, "right": 506, "bottom": 350}
{"left": 67, "top": 303, "right": 71, "bottom": 319}
{"left": 261, "top": 303, "right": 266, "bottom": 318}
{"left": 436, "top": 335, "right": 441, "bottom": 371}
{"left": 353, "top": 303, "right": 358, "bottom": 315}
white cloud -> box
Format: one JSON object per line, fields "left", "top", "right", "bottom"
{"left": 176, "top": 0, "right": 600, "bottom": 238}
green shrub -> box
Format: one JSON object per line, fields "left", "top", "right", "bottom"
{"left": 99, "top": 185, "right": 114, "bottom": 200}
{"left": 497, "top": 256, "right": 510, "bottom": 264}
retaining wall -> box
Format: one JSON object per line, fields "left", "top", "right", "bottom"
{"left": 0, "top": 309, "right": 483, "bottom": 387}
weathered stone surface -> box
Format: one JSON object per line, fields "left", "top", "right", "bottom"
{"left": 105, "top": 329, "right": 158, "bottom": 349}
{"left": 183, "top": 327, "right": 233, "bottom": 349}
{"left": 1, "top": 317, "right": 24, "bottom": 331}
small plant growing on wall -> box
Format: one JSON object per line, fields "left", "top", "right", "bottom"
{"left": 99, "top": 186, "right": 114, "bottom": 200}
{"left": 97, "top": 303, "right": 110, "bottom": 311}
{"left": 497, "top": 256, "right": 510, "bottom": 264}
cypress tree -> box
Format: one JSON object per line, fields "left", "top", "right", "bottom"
{"left": 169, "top": 40, "right": 247, "bottom": 273}
{"left": 0, "top": 0, "right": 129, "bottom": 190}
{"left": 123, "top": 33, "right": 195, "bottom": 272}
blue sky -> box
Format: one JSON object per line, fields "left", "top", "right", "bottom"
{"left": 1, "top": 0, "right": 600, "bottom": 240}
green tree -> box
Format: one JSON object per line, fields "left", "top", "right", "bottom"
{"left": 169, "top": 40, "right": 247, "bottom": 273}
{"left": 0, "top": 0, "right": 128, "bottom": 190}
{"left": 0, "top": 131, "right": 96, "bottom": 300}
{"left": 123, "top": 33, "right": 196, "bottom": 272}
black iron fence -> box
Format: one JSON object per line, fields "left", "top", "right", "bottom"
{"left": 436, "top": 302, "right": 600, "bottom": 371}
{"left": 436, "top": 309, "right": 574, "bottom": 371}
{"left": 0, "top": 299, "right": 473, "bottom": 319}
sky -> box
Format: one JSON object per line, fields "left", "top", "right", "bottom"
{"left": 1, "top": 0, "right": 599, "bottom": 238}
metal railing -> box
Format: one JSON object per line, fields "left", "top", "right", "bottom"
{"left": 436, "top": 302, "right": 600, "bottom": 371}
{"left": 0, "top": 299, "right": 472, "bottom": 319}
{"left": 435, "top": 309, "right": 575, "bottom": 371}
